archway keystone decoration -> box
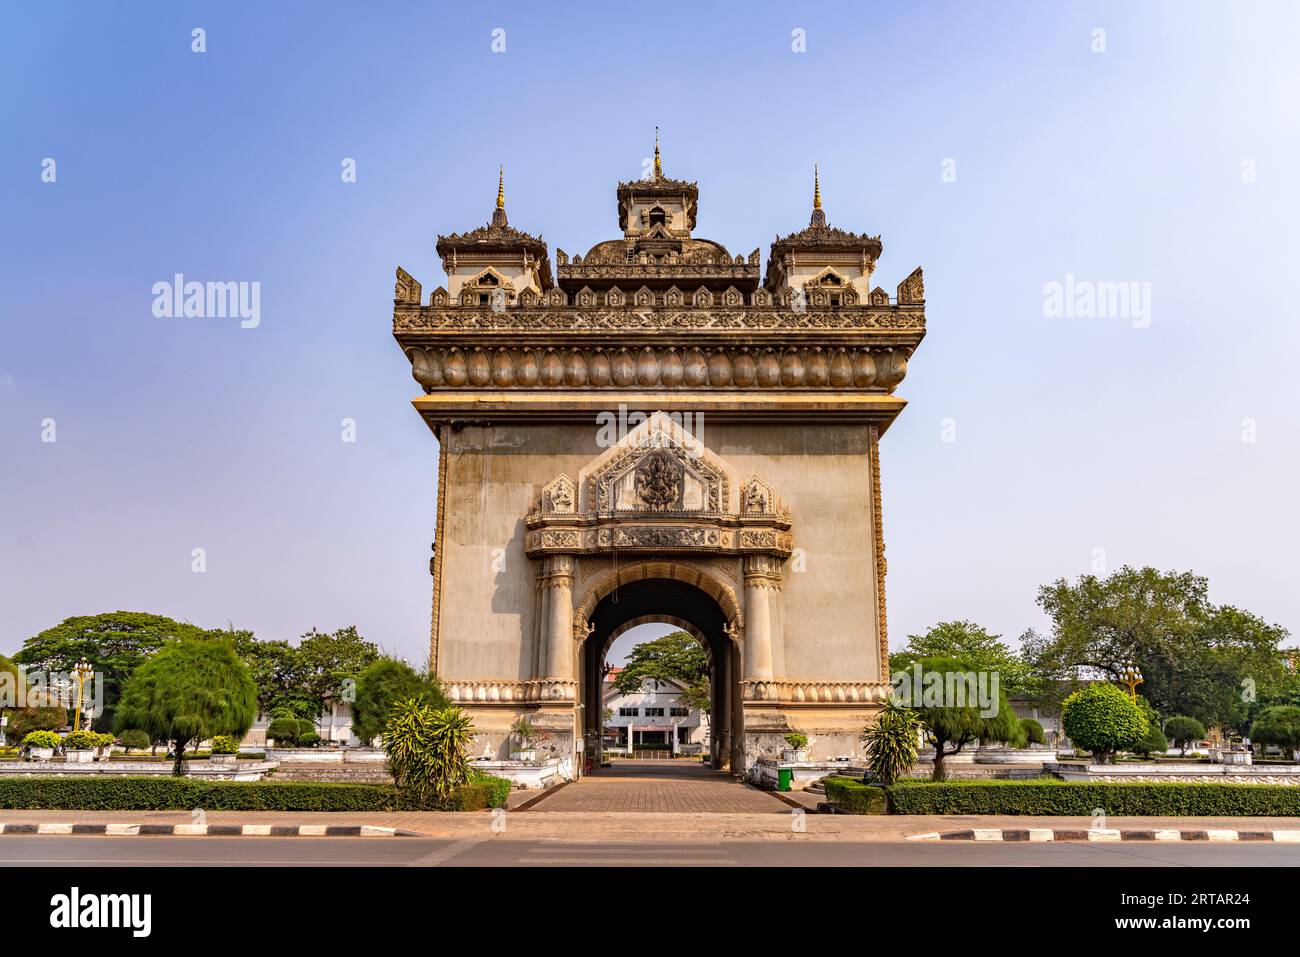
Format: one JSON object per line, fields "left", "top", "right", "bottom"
{"left": 393, "top": 154, "right": 925, "bottom": 775}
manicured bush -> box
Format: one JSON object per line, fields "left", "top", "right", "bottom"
{"left": 297, "top": 719, "right": 316, "bottom": 738}
{"left": 885, "top": 779, "right": 1300, "bottom": 816}
{"left": 1019, "top": 718, "right": 1046, "bottom": 747}
{"left": 1060, "top": 684, "right": 1147, "bottom": 763}
{"left": 62, "top": 730, "right": 100, "bottom": 750}
{"left": 1133, "top": 719, "right": 1169, "bottom": 757}
{"left": 471, "top": 772, "right": 511, "bottom": 809}
{"left": 117, "top": 729, "right": 152, "bottom": 752}
{"left": 824, "top": 776, "right": 888, "bottom": 814}
{"left": 0, "top": 776, "right": 505, "bottom": 812}
{"left": 210, "top": 735, "right": 240, "bottom": 755}
{"left": 266, "top": 718, "right": 300, "bottom": 745}
{"left": 298, "top": 732, "right": 322, "bottom": 746}
{"left": 352, "top": 658, "right": 448, "bottom": 744}
{"left": 22, "top": 730, "right": 61, "bottom": 750}
{"left": 1250, "top": 706, "right": 1300, "bottom": 756}
{"left": 1163, "top": 716, "right": 1207, "bottom": 756}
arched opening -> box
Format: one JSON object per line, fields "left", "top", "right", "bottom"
{"left": 577, "top": 577, "right": 743, "bottom": 774}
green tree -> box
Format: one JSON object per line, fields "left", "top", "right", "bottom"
{"left": 14, "top": 612, "right": 208, "bottom": 729}
{"left": 1132, "top": 698, "right": 1168, "bottom": 757}
{"left": 1060, "top": 683, "right": 1147, "bottom": 764}
{"left": 1250, "top": 706, "right": 1300, "bottom": 758}
{"left": 294, "top": 626, "right": 380, "bottom": 717}
{"left": 1023, "top": 567, "right": 1290, "bottom": 729}
{"left": 891, "top": 620, "right": 1036, "bottom": 698}
{"left": 613, "top": 631, "right": 710, "bottom": 712}
{"left": 860, "top": 697, "right": 923, "bottom": 785}
{"left": 1163, "top": 716, "right": 1207, "bottom": 756}
{"left": 219, "top": 629, "right": 310, "bottom": 716}
{"left": 900, "top": 656, "right": 1019, "bottom": 780}
{"left": 350, "top": 657, "right": 446, "bottom": 744}
{"left": 113, "top": 639, "right": 258, "bottom": 775}
{"left": 383, "top": 699, "right": 475, "bottom": 807}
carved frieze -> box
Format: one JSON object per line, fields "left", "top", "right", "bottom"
{"left": 445, "top": 679, "right": 578, "bottom": 704}
{"left": 394, "top": 306, "right": 924, "bottom": 333}
{"left": 404, "top": 344, "right": 911, "bottom": 392}
{"left": 741, "top": 680, "right": 890, "bottom": 704}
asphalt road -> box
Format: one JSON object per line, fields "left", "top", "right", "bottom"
{"left": 4, "top": 836, "right": 1300, "bottom": 866}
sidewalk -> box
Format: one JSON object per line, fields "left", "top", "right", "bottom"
{"left": 3, "top": 809, "right": 1299, "bottom": 842}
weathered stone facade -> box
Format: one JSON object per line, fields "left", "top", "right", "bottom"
{"left": 393, "top": 147, "right": 925, "bottom": 774}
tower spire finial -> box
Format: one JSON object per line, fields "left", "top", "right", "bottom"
{"left": 491, "top": 165, "right": 508, "bottom": 227}
{"left": 653, "top": 127, "right": 662, "bottom": 179}
{"left": 810, "top": 163, "right": 826, "bottom": 228}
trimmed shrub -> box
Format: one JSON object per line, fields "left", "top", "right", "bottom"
{"left": 1060, "top": 684, "right": 1147, "bottom": 763}
{"left": 824, "top": 776, "right": 888, "bottom": 814}
{"left": 118, "top": 729, "right": 152, "bottom": 752}
{"left": 0, "top": 776, "right": 503, "bottom": 812}
{"left": 1250, "top": 706, "right": 1300, "bottom": 756}
{"left": 1133, "top": 720, "right": 1169, "bottom": 757}
{"left": 1019, "top": 718, "right": 1046, "bottom": 747}
{"left": 472, "top": 772, "right": 511, "bottom": 809}
{"left": 296, "top": 719, "right": 316, "bottom": 738}
{"left": 22, "top": 730, "right": 61, "bottom": 750}
{"left": 298, "top": 732, "right": 322, "bottom": 747}
{"left": 62, "top": 730, "right": 100, "bottom": 750}
{"left": 210, "top": 735, "right": 240, "bottom": 755}
{"left": 886, "top": 779, "right": 1300, "bottom": 816}
{"left": 1164, "top": 716, "right": 1207, "bottom": 756}
{"left": 266, "top": 718, "right": 300, "bottom": 746}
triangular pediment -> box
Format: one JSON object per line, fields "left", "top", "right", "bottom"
{"left": 579, "top": 411, "right": 733, "bottom": 514}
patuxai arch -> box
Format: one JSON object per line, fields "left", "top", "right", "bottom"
{"left": 391, "top": 145, "right": 926, "bottom": 778}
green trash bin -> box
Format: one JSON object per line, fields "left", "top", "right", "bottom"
{"left": 778, "top": 768, "right": 793, "bottom": 792}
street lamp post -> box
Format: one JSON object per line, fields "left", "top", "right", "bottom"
{"left": 73, "top": 658, "right": 93, "bottom": 732}
{"left": 1120, "top": 662, "right": 1144, "bottom": 703}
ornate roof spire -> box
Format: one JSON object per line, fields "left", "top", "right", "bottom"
{"left": 653, "top": 127, "right": 662, "bottom": 180}
{"left": 810, "top": 164, "right": 826, "bottom": 228}
{"left": 492, "top": 165, "right": 508, "bottom": 227}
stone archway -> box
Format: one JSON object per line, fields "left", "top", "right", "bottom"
{"left": 574, "top": 566, "right": 743, "bottom": 772}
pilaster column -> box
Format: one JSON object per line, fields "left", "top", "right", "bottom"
{"left": 742, "top": 554, "right": 782, "bottom": 681}
{"left": 541, "top": 555, "right": 575, "bottom": 680}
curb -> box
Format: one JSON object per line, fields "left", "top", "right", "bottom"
{"left": 0, "top": 822, "right": 421, "bottom": 837}
{"left": 907, "top": 827, "right": 1300, "bottom": 843}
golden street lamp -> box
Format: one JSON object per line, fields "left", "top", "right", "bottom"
{"left": 72, "top": 658, "right": 93, "bottom": 732}
{"left": 1120, "top": 662, "right": 1144, "bottom": 703}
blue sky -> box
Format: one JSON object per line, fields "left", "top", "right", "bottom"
{"left": 2, "top": 1, "right": 1298, "bottom": 664}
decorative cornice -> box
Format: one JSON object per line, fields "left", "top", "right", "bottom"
{"left": 445, "top": 679, "right": 578, "bottom": 704}
{"left": 403, "top": 344, "right": 912, "bottom": 393}
{"left": 525, "top": 520, "right": 793, "bottom": 559}
{"left": 741, "top": 680, "right": 891, "bottom": 704}
{"left": 394, "top": 305, "right": 924, "bottom": 334}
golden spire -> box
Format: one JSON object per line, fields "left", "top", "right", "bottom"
{"left": 653, "top": 127, "right": 662, "bottom": 179}
{"left": 813, "top": 164, "right": 822, "bottom": 210}
{"left": 496, "top": 165, "right": 505, "bottom": 209}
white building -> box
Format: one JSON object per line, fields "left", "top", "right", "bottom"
{"left": 601, "top": 671, "right": 707, "bottom": 754}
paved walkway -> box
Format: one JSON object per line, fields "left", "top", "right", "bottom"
{"left": 522, "top": 760, "right": 787, "bottom": 813}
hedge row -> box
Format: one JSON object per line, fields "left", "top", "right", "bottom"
{"left": 0, "top": 775, "right": 512, "bottom": 812}
{"left": 884, "top": 779, "right": 1300, "bottom": 816}
{"left": 822, "top": 777, "right": 886, "bottom": 815}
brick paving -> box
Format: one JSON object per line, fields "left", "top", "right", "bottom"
{"left": 521, "top": 760, "right": 787, "bottom": 813}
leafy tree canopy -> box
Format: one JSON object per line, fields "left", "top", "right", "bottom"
{"left": 891, "top": 620, "right": 1036, "bottom": 698}
{"left": 351, "top": 657, "right": 446, "bottom": 743}
{"left": 612, "top": 631, "right": 710, "bottom": 708}
{"left": 113, "top": 638, "right": 258, "bottom": 775}
{"left": 14, "top": 612, "right": 210, "bottom": 728}
{"left": 294, "top": 626, "right": 380, "bottom": 717}
{"left": 1022, "top": 567, "right": 1290, "bottom": 731}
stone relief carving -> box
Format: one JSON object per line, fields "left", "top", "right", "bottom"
{"left": 633, "top": 449, "right": 683, "bottom": 511}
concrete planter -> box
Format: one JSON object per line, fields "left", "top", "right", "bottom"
{"left": 752, "top": 758, "right": 859, "bottom": 791}
{"left": 469, "top": 757, "right": 568, "bottom": 789}
{"left": 782, "top": 748, "right": 808, "bottom": 763}
{"left": 65, "top": 749, "right": 96, "bottom": 764}
{"left": 28, "top": 747, "right": 54, "bottom": 761}
{"left": 97, "top": 746, "right": 115, "bottom": 760}
{"left": 511, "top": 749, "right": 537, "bottom": 763}
{"left": 265, "top": 748, "right": 341, "bottom": 763}
{"left": 1047, "top": 761, "right": 1300, "bottom": 784}
{"left": 210, "top": 753, "right": 238, "bottom": 765}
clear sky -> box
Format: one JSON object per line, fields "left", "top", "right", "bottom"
{"left": 3, "top": 2, "right": 1297, "bottom": 665}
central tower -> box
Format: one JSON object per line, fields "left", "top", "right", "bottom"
{"left": 392, "top": 146, "right": 926, "bottom": 776}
